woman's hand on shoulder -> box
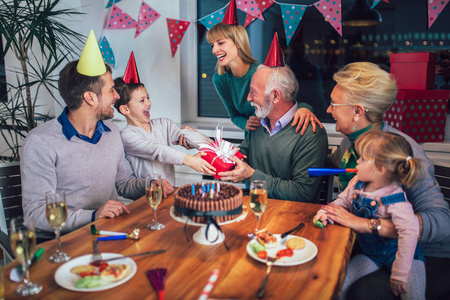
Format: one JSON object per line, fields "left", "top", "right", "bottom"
{"left": 246, "top": 116, "right": 261, "bottom": 131}
{"left": 291, "top": 108, "right": 323, "bottom": 135}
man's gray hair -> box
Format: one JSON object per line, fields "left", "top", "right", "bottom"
{"left": 257, "top": 64, "right": 299, "bottom": 102}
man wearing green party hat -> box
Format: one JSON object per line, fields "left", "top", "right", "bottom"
{"left": 21, "top": 30, "right": 145, "bottom": 240}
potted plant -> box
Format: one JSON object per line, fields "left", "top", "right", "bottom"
{"left": 0, "top": 0, "right": 84, "bottom": 160}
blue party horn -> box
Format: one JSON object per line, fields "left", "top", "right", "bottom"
{"left": 308, "top": 168, "right": 357, "bottom": 177}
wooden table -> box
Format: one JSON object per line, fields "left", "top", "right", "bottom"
{"left": 4, "top": 194, "right": 354, "bottom": 299}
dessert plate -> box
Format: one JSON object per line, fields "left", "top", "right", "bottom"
{"left": 54, "top": 253, "right": 137, "bottom": 292}
{"left": 246, "top": 234, "right": 318, "bottom": 266}
{"left": 169, "top": 205, "right": 248, "bottom": 226}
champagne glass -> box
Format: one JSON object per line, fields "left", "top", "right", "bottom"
{"left": 46, "top": 190, "right": 71, "bottom": 263}
{"left": 10, "top": 216, "right": 42, "bottom": 296}
{"left": 249, "top": 180, "right": 268, "bottom": 239}
{"left": 146, "top": 174, "right": 164, "bottom": 230}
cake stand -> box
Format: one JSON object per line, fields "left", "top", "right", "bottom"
{"left": 170, "top": 206, "right": 248, "bottom": 245}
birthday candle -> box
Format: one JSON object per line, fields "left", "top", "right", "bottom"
{"left": 207, "top": 183, "right": 210, "bottom": 193}
{"left": 210, "top": 183, "right": 214, "bottom": 199}
{"left": 191, "top": 184, "right": 195, "bottom": 196}
{"left": 202, "top": 183, "right": 206, "bottom": 197}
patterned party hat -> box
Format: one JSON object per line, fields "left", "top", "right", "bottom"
{"left": 264, "top": 32, "right": 285, "bottom": 67}
{"left": 123, "top": 51, "right": 140, "bottom": 84}
{"left": 77, "top": 30, "right": 107, "bottom": 76}
{"left": 222, "top": 0, "right": 238, "bottom": 25}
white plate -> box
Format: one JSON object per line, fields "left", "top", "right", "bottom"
{"left": 246, "top": 234, "right": 318, "bottom": 266}
{"left": 54, "top": 253, "right": 137, "bottom": 292}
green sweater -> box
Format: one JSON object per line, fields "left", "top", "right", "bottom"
{"left": 212, "top": 62, "right": 313, "bottom": 131}
{"left": 240, "top": 120, "right": 328, "bottom": 202}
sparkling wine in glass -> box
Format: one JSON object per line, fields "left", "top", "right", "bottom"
{"left": 249, "top": 180, "right": 268, "bottom": 239}
{"left": 46, "top": 190, "right": 71, "bottom": 263}
{"left": 146, "top": 174, "right": 164, "bottom": 230}
{"left": 10, "top": 216, "right": 42, "bottom": 296}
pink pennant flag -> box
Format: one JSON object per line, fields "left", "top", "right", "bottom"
{"left": 166, "top": 18, "right": 190, "bottom": 57}
{"left": 428, "top": 0, "right": 449, "bottom": 28}
{"left": 237, "top": 0, "right": 264, "bottom": 21}
{"left": 315, "top": 0, "right": 342, "bottom": 36}
{"left": 107, "top": 4, "right": 137, "bottom": 30}
{"left": 135, "top": 1, "right": 161, "bottom": 38}
{"left": 371, "top": 0, "right": 389, "bottom": 9}
{"left": 244, "top": 0, "right": 275, "bottom": 28}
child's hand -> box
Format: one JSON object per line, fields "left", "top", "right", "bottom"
{"left": 174, "top": 134, "right": 192, "bottom": 149}
{"left": 183, "top": 152, "right": 216, "bottom": 175}
{"left": 161, "top": 179, "right": 174, "bottom": 198}
{"left": 390, "top": 278, "right": 407, "bottom": 296}
{"left": 313, "top": 209, "right": 328, "bottom": 226}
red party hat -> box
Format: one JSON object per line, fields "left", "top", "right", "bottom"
{"left": 123, "top": 51, "right": 140, "bottom": 84}
{"left": 222, "top": 0, "right": 238, "bottom": 25}
{"left": 264, "top": 32, "right": 285, "bottom": 67}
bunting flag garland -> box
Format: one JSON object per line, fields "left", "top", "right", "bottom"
{"left": 280, "top": 4, "right": 307, "bottom": 46}
{"left": 428, "top": 0, "right": 449, "bottom": 28}
{"left": 198, "top": 7, "right": 226, "bottom": 30}
{"left": 237, "top": 0, "right": 264, "bottom": 21}
{"left": 107, "top": 4, "right": 137, "bottom": 29}
{"left": 166, "top": 18, "right": 191, "bottom": 57}
{"left": 371, "top": 0, "right": 389, "bottom": 9}
{"left": 314, "top": 0, "right": 342, "bottom": 36}
{"left": 135, "top": 1, "right": 161, "bottom": 38}
{"left": 244, "top": 0, "right": 275, "bottom": 28}
{"left": 99, "top": 36, "right": 116, "bottom": 68}
{"left": 106, "top": 0, "right": 122, "bottom": 9}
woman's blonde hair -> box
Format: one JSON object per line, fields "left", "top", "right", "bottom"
{"left": 355, "top": 130, "right": 421, "bottom": 187}
{"left": 333, "top": 62, "right": 397, "bottom": 123}
{"left": 206, "top": 23, "right": 257, "bottom": 75}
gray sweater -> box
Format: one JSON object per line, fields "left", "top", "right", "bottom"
{"left": 20, "top": 119, "right": 145, "bottom": 234}
{"left": 329, "top": 121, "right": 450, "bottom": 258}
{"left": 120, "top": 118, "right": 211, "bottom": 185}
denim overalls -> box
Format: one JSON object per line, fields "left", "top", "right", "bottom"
{"left": 352, "top": 181, "right": 425, "bottom": 269}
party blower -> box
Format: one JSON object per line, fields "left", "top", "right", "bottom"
{"left": 91, "top": 225, "right": 140, "bottom": 240}
{"left": 308, "top": 168, "right": 357, "bottom": 177}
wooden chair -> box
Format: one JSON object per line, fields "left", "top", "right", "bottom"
{"left": 0, "top": 161, "right": 22, "bottom": 264}
{"left": 434, "top": 164, "right": 450, "bottom": 206}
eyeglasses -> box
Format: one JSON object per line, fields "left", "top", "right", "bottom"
{"left": 329, "top": 101, "right": 370, "bottom": 112}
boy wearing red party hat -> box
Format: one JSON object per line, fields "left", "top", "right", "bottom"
{"left": 114, "top": 52, "right": 215, "bottom": 192}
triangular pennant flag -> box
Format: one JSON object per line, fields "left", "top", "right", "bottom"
{"left": 99, "top": 36, "right": 115, "bottom": 68}
{"left": 244, "top": 0, "right": 275, "bottom": 28}
{"left": 428, "top": 0, "right": 449, "bottom": 29}
{"left": 371, "top": 0, "right": 382, "bottom": 9}
{"left": 135, "top": 1, "right": 161, "bottom": 38}
{"left": 106, "top": 0, "right": 122, "bottom": 9}
{"left": 222, "top": 0, "right": 238, "bottom": 25}
{"left": 77, "top": 30, "right": 107, "bottom": 76}
{"left": 264, "top": 32, "right": 285, "bottom": 67}
{"left": 107, "top": 4, "right": 137, "bottom": 30}
{"left": 123, "top": 51, "right": 140, "bottom": 84}
{"left": 280, "top": 4, "right": 307, "bottom": 46}
{"left": 315, "top": 0, "right": 342, "bottom": 36}
{"left": 237, "top": 0, "right": 264, "bottom": 21}
{"left": 199, "top": 7, "right": 226, "bottom": 30}
{"left": 166, "top": 18, "right": 190, "bottom": 57}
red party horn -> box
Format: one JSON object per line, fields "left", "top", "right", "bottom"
{"left": 308, "top": 168, "right": 357, "bottom": 177}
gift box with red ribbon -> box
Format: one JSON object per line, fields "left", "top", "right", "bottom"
{"left": 198, "top": 126, "right": 243, "bottom": 179}
{"left": 390, "top": 52, "right": 437, "bottom": 90}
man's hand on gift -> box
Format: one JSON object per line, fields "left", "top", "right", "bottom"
{"left": 173, "top": 134, "right": 192, "bottom": 149}
{"left": 183, "top": 152, "right": 216, "bottom": 175}
{"left": 246, "top": 116, "right": 262, "bottom": 131}
{"left": 218, "top": 157, "right": 254, "bottom": 182}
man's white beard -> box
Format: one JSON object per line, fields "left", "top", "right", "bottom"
{"left": 252, "top": 95, "right": 272, "bottom": 119}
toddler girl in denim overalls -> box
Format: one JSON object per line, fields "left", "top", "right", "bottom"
{"left": 314, "top": 130, "right": 425, "bottom": 300}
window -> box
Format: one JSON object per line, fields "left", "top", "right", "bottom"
{"left": 194, "top": 0, "right": 450, "bottom": 124}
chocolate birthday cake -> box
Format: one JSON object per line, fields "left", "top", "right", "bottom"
{"left": 174, "top": 183, "right": 243, "bottom": 224}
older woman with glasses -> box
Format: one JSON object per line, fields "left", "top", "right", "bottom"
{"left": 321, "top": 62, "right": 450, "bottom": 300}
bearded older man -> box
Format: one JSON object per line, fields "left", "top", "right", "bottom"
{"left": 219, "top": 65, "right": 328, "bottom": 202}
